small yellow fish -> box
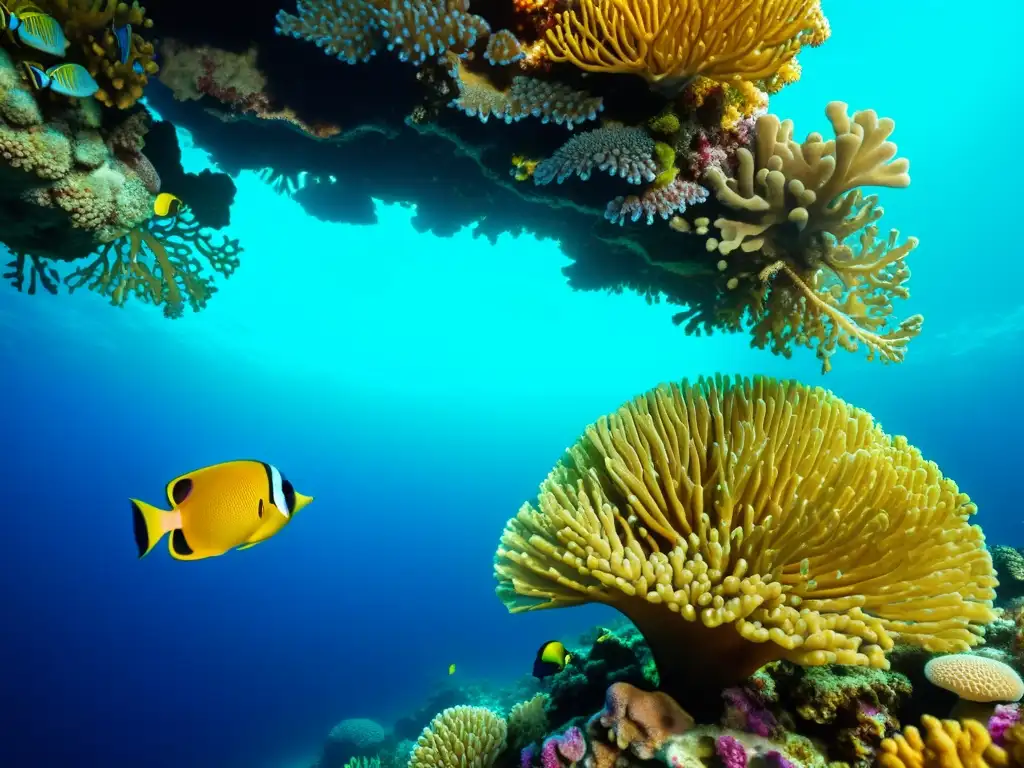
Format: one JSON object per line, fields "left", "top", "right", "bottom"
{"left": 533, "top": 640, "right": 572, "bottom": 679}
{"left": 21, "top": 61, "right": 98, "bottom": 99}
{"left": 153, "top": 192, "right": 183, "bottom": 218}
{"left": 1, "top": 2, "right": 68, "bottom": 57}
{"left": 510, "top": 155, "right": 538, "bottom": 182}
{"left": 131, "top": 459, "right": 314, "bottom": 561}
{"left": 596, "top": 632, "right": 612, "bottom": 643}
{"left": 448, "top": 663, "right": 456, "bottom": 675}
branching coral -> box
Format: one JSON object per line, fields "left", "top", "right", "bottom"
{"left": 4, "top": 252, "right": 60, "bottom": 294}
{"left": 673, "top": 101, "right": 920, "bottom": 373}
{"left": 880, "top": 716, "right": 1008, "bottom": 768}
{"left": 544, "top": 0, "right": 827, "bottom": 93}
{"left": 493, "top": 375, "right": 997, "bottom": 702}
{"left": 63, "top": 208, "right": 241, "bottom": 317}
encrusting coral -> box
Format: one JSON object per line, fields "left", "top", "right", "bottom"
{"left": 493, "top": 375, "right": 997, "bottom": 705}
{"left": 671, "top": 102, "right": 921, "bottom": 373}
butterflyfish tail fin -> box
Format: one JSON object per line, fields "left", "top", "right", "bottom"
{"left": 131, "top": 499, "right": 171, "bottom": 559}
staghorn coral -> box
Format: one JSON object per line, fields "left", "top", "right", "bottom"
{"left": 879, "top": 716, "right": 1008, "bottom": 768}
{"left": 677, "top": 101, "right": 920, "bottom": 373}
{"left": 62, "top": 208, "right": 241, "bottom": 317}
{"left": 409, "top": 706, "right": 507, "bottom": 768}
{"left": 26, "top": 0, "right": 159, "bottom": 109}
{"left": 544, "top": 0, "right": 827, "bottom": 93}
{"left": 493, "top": 375, "right": 997, "bottom": 705}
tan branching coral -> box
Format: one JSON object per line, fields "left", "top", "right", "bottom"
{"left": 493, "top": 375, "right": 997, "bottom": 699}
{"left": 409, "top": 706, "right": 507, "bottom": 768}
{"left": 544, "top": 0, "right": 826, "bottom": 93}
{"left": 685, "top": 101, "right": 920, "bottom": 373}
{"left": 507, "top": 694, "right": 549, "bottom": 750}
{"left": 879, "top": 716, "right": 1007, "bottom": 768}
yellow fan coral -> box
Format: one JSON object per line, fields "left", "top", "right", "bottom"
{"left": 493, "top": 375, "right": 997, "bottom": 699}
{"left": 544, "top": 0, "right": 826, "bottom": 92}
{"left": 879, "top": 715, "right": 1007, "bottom": 768}
{"left": 409, "top": 706, "right": 507, "bottom": 768}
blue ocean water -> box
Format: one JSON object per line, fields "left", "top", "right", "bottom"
{"left": 1, "top": 2, "right": 1021, "bottom": 766}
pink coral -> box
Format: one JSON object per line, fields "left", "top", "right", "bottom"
{"left": 540, "top": 726, "right": 586, "bottom": 768}
{"left": 605, "top": 178, "right": 708, "bottom": 225}
{"left": 989, "top": 704, "right": 1021, "bottom": 745}
{"left": 597, "top": 683, "right": 694, "bottom": 760}
{"left": 715, "top": 735, "right": 748, "bottom": 768}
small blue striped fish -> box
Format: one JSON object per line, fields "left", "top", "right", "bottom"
{"left": 0, "top": 3, "right": 67, "bottom": 57}
{"left": 21, "top": 61, "right": 99, "bottom": 99}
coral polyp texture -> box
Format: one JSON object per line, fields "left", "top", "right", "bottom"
{"left": 879, "top": 716, "right": 1008, "bottom": 768}
{"left": 493, "top": 375, "right": 997, "bottom": 702}
{"left": 408, "top": 706, "right": 508, "bottom": 768}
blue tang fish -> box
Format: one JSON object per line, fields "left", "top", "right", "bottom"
{"left": 1, "top": 1, "right": 68, "bottom": 57}
{"left": 21, "top": 61, "right": 99, "bottom": 98}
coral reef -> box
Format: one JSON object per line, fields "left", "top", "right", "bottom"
{"left": 134, "top": 0, "right": 926, "bottom": 371}
{"left": 318, "top": 718, "right": 389, "bottom": 768}
{"left": 993, "top": 547, "right": 1024, "bottom": 604}
{"left": 0, "top": 47, "right": 154, "bottom": 261}
{"left": 493, "top": 375, "right": 997, "bottom": 708}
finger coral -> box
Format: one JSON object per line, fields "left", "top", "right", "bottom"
{"left": 879, "top": 716, "right": 1008, "bottom": 768}
{"left": 409, "top": 706, "right": 507, "bottom": 768}
{"left": 493, "top": 375, "right": 997, "bottom": 702}
{"left": 544, "top": 0, "right": 827, "bottom": 93}
{"left": 677, "top": 101, "right": 921, "bottom": 373}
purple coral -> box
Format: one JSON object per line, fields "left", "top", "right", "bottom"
{"left": 721, "top": 687, "right": 779, "bottom": 738}
{"left": 521, "top": 743, "right": 537, "bottom": 768}
{"left": 534, "top": 126, "right": 658, "bottom": 186}
{"left": 989, "top": 704, "right": 1021, "bottom": 745}
{"left": 715, "top": 735, "right": 748, "bottom": 768}
{"left": 540, "top": 726, "right": 586, "bottom": 768}
{"left": 604, "top": 178, "right": 708, "bottom": 225}
{"left": 764, "top": 751, "right": 794, "bottom": 768}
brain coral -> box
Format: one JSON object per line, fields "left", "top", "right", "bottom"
{"left": 493, "top": 375, "right": 997, "bottom": 699}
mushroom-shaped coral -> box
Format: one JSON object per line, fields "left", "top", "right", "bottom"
{"left": 686, "top": 102, "right": 920, "bottom": 373}
{"left": 409, "top": 706, "right": 507, "bottom": 768}
{"left": 493, "top": 375, "right": 997, "bottom": 702}
{"left": 926, "top": 655, "right": 1024, "bottom": 723}
{"left": 879, "top": 716, "right": 1008, "bottom": 768}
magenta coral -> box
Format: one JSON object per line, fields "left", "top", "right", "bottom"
{"left": 764, "top": 750, "right": 794, "bottom": 768}
{"left": 534, "top": 126, "right": 657, "bottom": 186}
{"left": 521, "top": 743, "right": 536, "bottom": 768}
{"left": 989, "top": 704, "right": 1021, "bottom": 745}
{"left": 604, "top": 178, "right": 708, "bottom": 225}
{"left": 715, "top": 735, "right": 747, "bottom": 768}
{"left": 539, "top": 726, "right": 586, "bottom": 768}
{"left": 721, "top": 687, "right": 780, "bottom": 739}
